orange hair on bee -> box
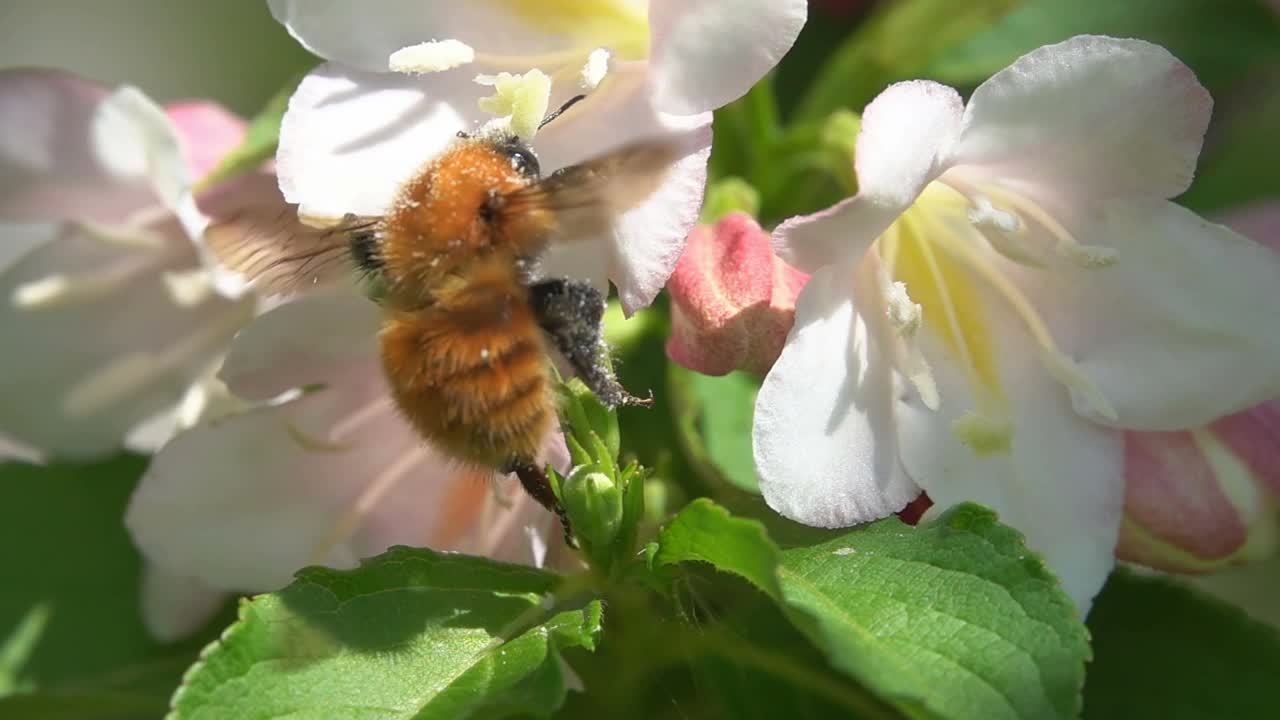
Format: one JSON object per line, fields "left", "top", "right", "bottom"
{"left": 379, "top": 254, "right": 553, "bottom": 470}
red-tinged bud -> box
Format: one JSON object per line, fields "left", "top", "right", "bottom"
{"left": 1116, "top": 400, "right": 1280, "bottom": 573}
{"left": 666, "top": 212, "right": 808, "bottom": 376}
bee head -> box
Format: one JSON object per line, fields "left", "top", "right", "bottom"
{"left": 494, "top": 137, "right": 541, "bottom": 180}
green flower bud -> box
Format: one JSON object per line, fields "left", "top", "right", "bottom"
{"left": 561, "top": 466, "right": 624, "bottom": 554}
{"left": 700, "top": 177, "right": 762, "bottom": 223}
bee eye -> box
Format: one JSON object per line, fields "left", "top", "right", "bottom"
{"left": 502, "top": 143, "right": 541, "bottom": 179}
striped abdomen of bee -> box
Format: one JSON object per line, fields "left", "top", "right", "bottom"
{"left": 379, "top": 255, "right": 554, "bottom": 473}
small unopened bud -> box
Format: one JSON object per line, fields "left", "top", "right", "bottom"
{"left": 666, "top": 213, "right": 808, "bottom": 376}
{"left": 1116, "top": 401, "right": 1280, "bottom": 573}
{"left": 561, "top": 466, "right": 623, "bottom": 552}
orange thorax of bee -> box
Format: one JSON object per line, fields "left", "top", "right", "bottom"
{"left": 378, "top": 139, "right": 556, "bottom": 308}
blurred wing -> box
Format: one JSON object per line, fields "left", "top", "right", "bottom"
{"left": 504, "top": 138, "right": 682, "bottom": 241}
{"left": 204, "top": 206, "right": 376, "bottom": 297}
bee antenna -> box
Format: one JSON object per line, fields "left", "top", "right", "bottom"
{"left": 538, "top": 94, "right": 586, "bottom": 130}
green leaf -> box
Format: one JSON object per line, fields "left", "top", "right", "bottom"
{"left": 1083, "top": 569, "right": 1280, "bottom": 719}
{"left": 793, "top": 0, "right": 1022, "bottom": 124}
{"left": 195, "top": 75, "right": 299, "bottom": 190}
{"left": 654, "top": 499, "right": 782, "bottom": 597}
{"left": 171, "top": 547, "right": 600, "bottom": 720}
{"left": 655, "top": 501, "right": 1089, "bottom": 719}
{"left": 668, "top": 366, "right": 762, "bottom": 494}
{"left": 927, "top": 0, "right": 1280, "bottom": 94}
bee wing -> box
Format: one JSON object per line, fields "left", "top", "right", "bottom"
{"left": 503, "top": 138, "right": 683, "bottom": 240}
{"left": 204, "top": 205, "right": 377, "bottom": 297}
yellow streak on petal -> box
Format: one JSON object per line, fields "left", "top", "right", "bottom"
{"left": 498, "top": 0, "right": 651, "bottom": 60}
{"left": 891, "top": 208, "right": 1002, "bottom": 403}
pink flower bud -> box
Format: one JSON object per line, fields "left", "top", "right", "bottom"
{"left": 1117, "top": 400, "right": 1280, "bottom": 573}
{"left": 164, "top": 101, "right": 246, "bottom": 181}
{"left": 666, "top": 212, "right": 808, "bottom": 376}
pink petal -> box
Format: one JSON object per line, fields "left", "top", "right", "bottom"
{"left": 1118, "top": 431, "right": 1250, "bottom": 570}
{"left": 1118, "top": 405, "right": 1279, "bottom": 574}
{"left": 666, "top": 213, "right": 808, "bottom": 376}
{"left": 164, "top": 101, "right": 247, "bottom": 181}
{"left": 1212, "top": 400, "right": 1280, "bottom": 500}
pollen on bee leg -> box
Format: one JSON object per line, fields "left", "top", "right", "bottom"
{"left": 389, "top": 39, "right": 475, "bottom": 73}
{"left": 476, "top": 69, "right": 552, "bottom": 140}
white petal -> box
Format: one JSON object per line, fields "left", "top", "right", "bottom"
{"left": 954, "top": 35, "right": 1212, "bottom": 204}
{"left": 277, "top": 63, "right": 484, "bottom": 219}
{"left": 128, "top": 378, "right": 427, "bottom": 590}
{"left": 139, "top": 563, "right": 227, "bottom": 643}
{"left": 896, "top": 300, "right": 1124, "bottom": 611}
{"left": 754, "top": 257, "right": 918, "bottom": 527}
{"left": 0, "top": 222, "right": 253, "bottom": 458}
{"left": 609, "top": 120, "right": 712, "bottom": 315}
{"left": 647, "top": 0, "right": 807, "bottom": 115}
{"left": 268, "top": 0, "right": 572, "bottom": 72}
{"left": 1020, "top": 201, "right": 1280, "bottom": 430}
{"left": 773, "top": 80, "right": 963, "bottom": 273}
{"left": 126, "top": 370, "right": 556, "bottom": 591}
{"left": 218, "top": 289, "right": 383, "bottom": 401}
{"left": 0, "top": 69, "right": 181, "bottom": 224}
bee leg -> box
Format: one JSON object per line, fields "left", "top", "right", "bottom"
{"left": 509, "top": 461, "right": 578, "bottom": 549}
{"left": 528, "top": 279, "right": 652, "bottom": 409}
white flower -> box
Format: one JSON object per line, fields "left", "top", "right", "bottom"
{"left": 266, "top": 0, "right": 805, "bottom": 311}
{"left": 0, "top": 69, "right": 256, "bottom": 459}
{"left": 753, "top": 36, "right": 1280, "bottom": 609}
{"left": 125, "top": 290, "right": 571, "bottom": 640}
